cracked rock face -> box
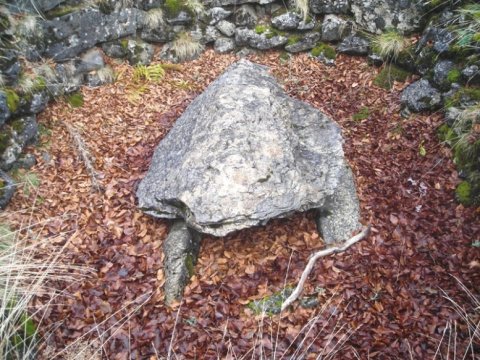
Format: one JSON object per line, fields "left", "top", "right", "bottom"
{"left": 137, "top": 60, "right": 360, "bottom": 240}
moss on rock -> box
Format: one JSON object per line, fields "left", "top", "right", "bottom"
{"left": 311, "top": 43, "right": 336, "bottom": 60}
{"left": 373, "top": 64, "right": 410, "bottom": 90}
{"left": 4, "top": 89, "right": 19, "bottom": 113}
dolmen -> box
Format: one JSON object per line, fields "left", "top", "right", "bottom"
{"left": 137, "top": 59, "right": 361, "bottom": 303}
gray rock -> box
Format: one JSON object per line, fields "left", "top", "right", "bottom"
{"left": 125, "top": 40, "right": 154, "bottom": 65}
{"left": 202, "top": 26, "right": 222, "bottom": 44}
{"left": 163, "top": 220, "right": 201, "bottom": 304}
{"left": 205, "top": 7, "right": 232, "bottom": 25}
{"left": 166, "top": 11, "right": 193, "bottom": 26}
{"left": 416, "top": 26, "right": 454, "bottom": 55}
{"left": 401, "top": 79, "right": 442, "bottom": 112}
{"left": 310, "top": 0, "right": 350, "bottom": 14}
{"left": 433, "top": 60, "right": 455, "bottom": 91}
{"left": 101, "top": 41, "right": 128, "bottom": 58}
{"left": 236, "top": 47, "right": 257, "bottom": 58}
{"left": 351, "top": 0, "right": 426, "bottom": 34}
{"left": 51, "top": 63, "right": 83, "bottom": 95}
{"left": 367, "top": 53, "right": 383, "bottom": 67}
{"left": 16, "top": 153, "right": 37, "bottom": 170}
{"left": 216, "top": 20, "right": 236, "bottom": 37}
{"left": 462, "top": 65, "right": 480, "bottom": 85}
{"left": 28, "top": 91, "right": 50, "bottom": 114}
{"left": 140, "top": 23, "right": 176, "bottom": 43}
{"left": 8, "top": 0, "right": 66, "bottom": 13}
{"left": 42, "top": 8, "right": 139, "bottom": 61}
{"left": 285, "top": 32, "right": 321, "bottom": 53}
{"left": 445, "top": 107, "right": 461, "bottom": 127}
{"left": 76, "top": 49, "right": 105, "bottom": 74}
{"left": 137, "top": 60, "right": 361, "bottom": 242}
{"left": 0, "top": 170, "right": 16, "bottom": 210}
{"left": 235, "top": 28, "right": 288, "bottom": 50}
{"left": 337, "top": 34, "right": 370, "bottom": 55}
{"left": 321, "top": 14, "right": 350, "bottom": 42}
{"left": 297, "top": 19, "right": 316, "bottom": 31}
{"left": 214, "top": 37, "right": 236, "bottom": 53}
{"left": 234, "top": 5, "right": 257, "bottom": 28}
{"left": 13, "top": 115, "right": 39, "bottom": 148}
{"left": 141, "top": 0, "right": 164, "bottom": 10}
{"left": 271, "top": 12, "right": 302, "bottom": 31}
{"left": 0, "top": 50, "right": 20, "bottom": 87}
{"left": 0, "top": 136, "right": 21, "bottom": 171}
{"left": 316, "top": 165, "right": 360, "bottom": 243}
{"left": 206, "top": 0, "right": 275, "bottom": 6}
{"left": 0, "top": 91, "right": 11, "bottom": 127}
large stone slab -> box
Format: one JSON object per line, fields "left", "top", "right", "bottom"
{"left": 137, "top": 60, "right": 360, "bottom": 242}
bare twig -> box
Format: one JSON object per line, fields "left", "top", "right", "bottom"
{"left": 281, "top": 226, "right": 371, "bottom": 312}
{"left": 63, "top": 122, "right": 104, "bottom": 192}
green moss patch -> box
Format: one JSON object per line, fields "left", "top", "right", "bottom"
{"left": 164, "top": 0, "right": 184, "bottom": 16}
{"left": 445, "top": 87, "right": 480, "bottom": 108}
{"left": 46, "top": 5, "right": 82, "bottom": 19}
{"left": 311, "top": 43, "right": 336, "bottom": 60}
{"left": 66, "top": 92, "right": 84, "bottom": 108}
{"left": 4, "top": 89, "right": 19, "bottom": 112}
{"left": 0, "top": 128, "right": 12, "bottom": 154}
{"left": 447, "top": 68, "right": 461, "bottom": 83}
{"left": 287, "top": 35, "right": 301, "bottom": 46}
{"left": 373, "top": 65, "right": 410, "bottom": 90}
{"left": 247, "top": 287, "right": 293, "bottom": 315}
{"left": 255, "top": 25, "right": 267, "bottom": 35}
{"left": 352, "top": 107, "right": 370, "bottom": 121}
{"left": 456, "top": 181, "right": 472, "bottom": 205}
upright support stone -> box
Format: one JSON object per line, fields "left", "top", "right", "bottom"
{"left": 315, "top": 164, "right": 361, "bottom": 244}
{"left": 163, "top": 220, "right": 201, "bottom": 304}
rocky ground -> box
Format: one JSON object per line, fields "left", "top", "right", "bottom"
{"left": 2, "top": 49, "right": 479, "bottom": 359}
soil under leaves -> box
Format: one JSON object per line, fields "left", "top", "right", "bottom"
{"left": 2, "top": 50, "right": 479, "bottom": 359}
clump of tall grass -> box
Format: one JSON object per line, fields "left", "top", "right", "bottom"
{"left": 143, "top": 8, "right": 165, "bottom": 30}
{"left": 0, "top": 217, "right": 91, "bottom": 359}
{"left": 370, "top": 29, "right": 410, "bottom": 60}
{"left": 171, "top": 32, "right": 204, "bottom": 62}
{"left": 293, "top": 0, "right": 309, "bottom": 22}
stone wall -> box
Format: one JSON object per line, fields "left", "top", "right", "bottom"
{"left": 0, "top": 0, "right": 479, "bottom": 207}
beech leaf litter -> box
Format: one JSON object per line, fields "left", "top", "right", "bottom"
{"left": 2, "top": 50, "right": 479, "bottom": 359}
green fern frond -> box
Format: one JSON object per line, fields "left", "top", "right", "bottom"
{"left": 133, "top": 64, "right": 165, "bottom": 82}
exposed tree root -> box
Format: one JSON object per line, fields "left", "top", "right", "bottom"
{"left": 281, "top": 225, "right": 371, "bottom": 312}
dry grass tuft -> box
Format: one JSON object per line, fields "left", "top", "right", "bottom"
{"left": 143, "top": 8, "right": 165, "bottom": 30}
{"left": 171, "top": 32, "right": 204, "bottom": 62}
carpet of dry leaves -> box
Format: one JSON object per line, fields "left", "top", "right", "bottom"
{"left": 2, "top": 49, "right": 479, "bottom": 359}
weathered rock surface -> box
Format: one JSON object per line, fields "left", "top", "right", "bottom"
{"left": 271, "top": 12, "right": 302, "bottom": 31}
{"left": 216, "top": 20, "right": 236, "bottom": 37}
{"left": 204, "top": 7, "right": 232, "bottom": 25}
{"left": 0, "top": 170, "right": 16, "bottom": 210}
{"left": 321, "top": 14, "right": 350, "bottom": 42}
{"left": 337, "top": 34, "right": 370, "bottom": 55}
{"left": 285, "top": 32, "right": 321, "bottom": 53}
{"left": 351, "top": 0, "right": 426, "bottom": 34}
{"left": 235, "top": 28, "right": 288, "bottom": 50}
{"left": 137, "top": 60, "right": 361, "bottom": 242}
{"left": 401, "top": 79, "right": 442, "bottom": 112}
{"left": 214, "top": 37, "right": 236, "bottom": 53}
{"left": 433, "top": 60, "right": 455, "bottom": 91}
{"left": 163, "top": 221, "right": 201, "bottom": 304}
{"left": 310, "top": 0, "right": 350, "bottom": 14}
{"left": 42, "top": 8, "right": 139, "bottom": 61}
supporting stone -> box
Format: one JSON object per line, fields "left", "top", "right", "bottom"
{"left": 315, "top": 164, "right": 361, "bottom": 244}
{"left": 163, "top": 220, "right": 202, "bottom": 304}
